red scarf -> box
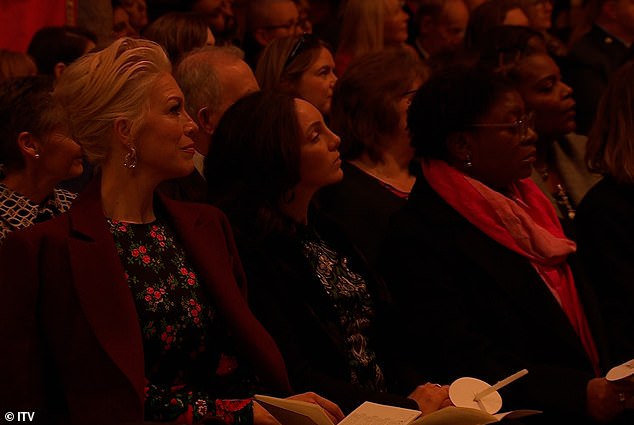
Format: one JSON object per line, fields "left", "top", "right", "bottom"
{"left": 423, "top": 159, "right": 600, "bottom": 376}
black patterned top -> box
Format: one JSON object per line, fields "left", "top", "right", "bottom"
{"left": 301, "top": 226, "right": 386, "bottom": 392}
{"left": 108, "top": 218, "right": 254, "bottom": 424}
{"left": 0, "top": 183, "right": 75, "bottom": 245}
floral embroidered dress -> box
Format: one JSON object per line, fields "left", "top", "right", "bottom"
{"left": 108, "top": 218, "right": 255, "bottom": 424}
{"left": 300, "top": 226, "right": 386, "bottom": 392}
{"left": 0, "top": 182, "right": 75, "bottom": 245}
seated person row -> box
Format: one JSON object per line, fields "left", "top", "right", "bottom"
{"left": 205, "top": 90, "right": 452, "bottom": 415}
{"left": 379, "top": 66, "right": 634, "bottom": 424}
{"left": 0, "top": 38, "right": 342, "bottom": 425}
{"left": 477, "top": 27, "right": 600, "bottom": 233}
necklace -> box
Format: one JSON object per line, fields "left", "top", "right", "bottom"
{"left": 534, "top": 163, "right": 575, "bottom": 220}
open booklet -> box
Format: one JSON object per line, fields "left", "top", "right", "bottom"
{"left": 254, "top": 395, "right": 540, "bottom": 425}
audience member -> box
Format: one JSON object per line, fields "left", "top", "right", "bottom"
{"left": 335, "top": 0, "right": 412, "bottom": 75}
{"left": 256, "top": 34, "right": 336, "bottom": 117}
{"left": 0, "top": 38, "right": 343, "bottom": 425}
{"left": 113, "top": 3, "right": 141, "bottom": 38}
{"left": 380, "top": 66, "right": 633, "bottom": 424}
{"left": 565, "top": 0, "right": 634, "bottom": 134}
{"left": 321, "top": 48, "right": 428, "bottom": 266}
{"left": 243, "top": 0, "right": 302, "bottom": 68}
{"left": 205, "top": 90, "right": 452, "bottom": 415}
{"left": 114, "top": 0, "right": 149, "bottom": 35}
{"left": 27, "top": 25, "right": 97, "bottom": 78}
{"left": 0, "top": 76, "right": 82, "bottom": 245}
{"left": 412, "top": 0, "right": 470, "bottom": 65}
{"left": 502, "top": 50, "right": 601, "bottom": 233}
{"left": 160, "top": 46, "right": 259, "bottom": 202}
{"left": 294, "top": 0, "right": 314, "bottom": 33}
{"left": 520, "top": 0, "right": 567, "bottom": 58}
{"left": 0, "top": 49, "right": 36, "bottom": 82}
{"left": 189, "top": 0, "right": 239, "bottom": 46}
{"left": 143, "top": 12, "right": 216, "bottom": 66}
{"left": 465, "top": 0, "right": 530, "bottom": 49}
{"left": 576, "top": 60, "right": 634, "bottom": 366}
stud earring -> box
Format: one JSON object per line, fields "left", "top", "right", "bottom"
{"left": 34, "top": 153, "right": 40, "bottom": 159}
{"left": 465, "top": 154, "right": 473, "bottom": 168}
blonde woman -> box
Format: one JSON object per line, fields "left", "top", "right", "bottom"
{"left": 335, "top": 0, "right": 412, "bottom": 75}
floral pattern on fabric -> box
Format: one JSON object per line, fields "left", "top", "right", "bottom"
{"left": 109, "top": 219, "right": 254, "bottom": 424}
{"left": 301, "top": 227, "right": 386, "bottom": 392}
{"left": 0, "top": 183, "right": 75, "bottom": 244}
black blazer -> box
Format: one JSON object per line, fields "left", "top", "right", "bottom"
{"left": 236, "top": 211, "right": 420, "bottom": 414}
{"left": 379, "top": 175, "right": 614, "bottom": 425}
{"left": 576, "top": 176, "right": 634, "bottom": 364}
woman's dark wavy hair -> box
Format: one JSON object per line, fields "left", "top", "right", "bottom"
{"left": 407, "top": 65, "right": 516, "bottom": 161}
{"left": 205, "top": 90, "right": 303, "bottom": 241}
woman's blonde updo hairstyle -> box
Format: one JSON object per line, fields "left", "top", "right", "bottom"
{"left": 53, "top": 38, "right": 171, "bottom": 165}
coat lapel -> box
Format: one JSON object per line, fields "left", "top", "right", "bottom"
{"left": 67, "top": 180, "right": 145, "bottom": 405}
{"left": 160, "top": 196, "right": 292, "bottom": 393}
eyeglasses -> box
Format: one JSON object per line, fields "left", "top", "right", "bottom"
{"left": 470, "top": 111, "right": 536, "bottom": 140}
{"left": 282, "top": 33, "right": 317, "bottom": 71}
{"left": 261, "top": 19, "right": 303, "bottom": 32}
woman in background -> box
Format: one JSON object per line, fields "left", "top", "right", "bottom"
{"left": 576, "top": 60, "right": 634, "bottom": 366}
{"left": 320, "top": 48, "right": 427, "bottom": 266}
{"left": 0, "top": 75, "right": 82, "bottom": 245}
{"left": 143, "top": 12, "right": 216, "bottom": 66}
{"left": 335, "top": 0, "right": 412, "bottom": 75}
{"left": 256, "top": 34, "right": 337, "bottom": 117}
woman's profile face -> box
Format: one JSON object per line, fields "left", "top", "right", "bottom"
{"left": 294, "top": 98, "right": 343, "bottom": 192}
{"left": 515, "top": 53, "right": 576, "bottom": 139}
{"left": 38, "top": 130, "right": 84, "bottom": 182}
{"left": 383, "top": 0, "right": 409, "bottom": 45}
{"left": 465, "top": 90, "right": 537, "bottom": 189}
{"left": 134, "top": 73, "right": 198, "bottom": 182}
{"left": 294, "top": 47, "right": 337, "bottom": 116}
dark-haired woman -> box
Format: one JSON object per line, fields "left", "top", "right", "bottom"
{"left": 379, "top": 66, "right": 633, "bottom": 424}
{"left": 0, "top": 75, "right": 82, "bottom": 245}
{"left": 206, "top": 90, "right": 451, "bottom": 415}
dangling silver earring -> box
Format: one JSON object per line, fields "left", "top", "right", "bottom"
{"left": 123, "top": 145, "right": 137, "bottom": 169}
{"left": 34, "top": 153, "right": 40, "bottom": 159}
{"left": 465, "top": 154, "right": 473, "bottom": 168}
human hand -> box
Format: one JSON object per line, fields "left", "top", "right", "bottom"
{"left": 408, "top": 382, "right": 453, "bottom": 416}
{"left": 288, "top": 392, "right": 345, "bottom": 424}
{"left": 586, "top": 377, "right": 634, "bottom": 423}
{"left": 253, "top": 401, "right": 282, "bottom": 425}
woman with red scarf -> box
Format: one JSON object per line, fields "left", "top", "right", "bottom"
{"left": 379, "top": 66, "right": 634, "bottom": 425}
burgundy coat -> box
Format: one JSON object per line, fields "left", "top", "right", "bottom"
{"left": 0, "top": 179, "right": 291, "bottom": 425}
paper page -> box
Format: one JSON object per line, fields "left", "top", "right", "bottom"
{"left": 254, "top": 394, "right": 334, "bottom": 425}
{"left": 410, "top": 407, "right": 497, "bottom": 425}
{"left": 493, "top": 409, "right": 542, "bottom": 421}
{"left": 339, "top": 401, "right": 421, "bottom": 425}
